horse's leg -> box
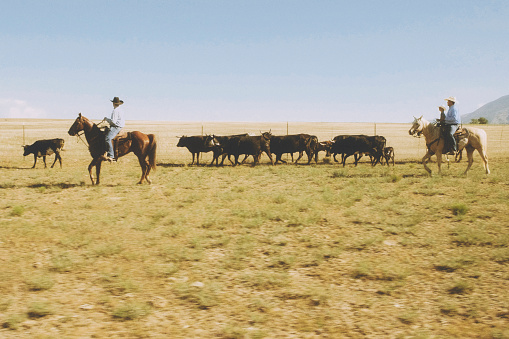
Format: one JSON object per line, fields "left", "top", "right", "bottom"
{"left": 422, "top": 152, "right": 433, "bottom": 175}
{"left": 137, "top": 156, "right": 149, "bottom": 184}
{"left": 88, "top": 159, "right": 97, "bottom": 185}
{"left": 464, "top": 146, "right": 475, "bottom": 175}
{"left": 477, "top": 147, "right": 490, "bottom": 174}
{"left": 95, "top": 160, "right": 102, "bottom": 185}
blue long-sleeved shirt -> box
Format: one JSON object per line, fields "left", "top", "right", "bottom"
{"left": 105, "top": 107, "right": 125, "bottom": 128}
{"left": 445, "top": 105, "right": 460, "bottom": 124}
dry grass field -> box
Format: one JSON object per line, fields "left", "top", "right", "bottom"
{"left": 1, "top": 118, "right": 508, "bottom": 338}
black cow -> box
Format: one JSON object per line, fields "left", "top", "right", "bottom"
{"left": 23, "top": 138, "right": 65, "bottom": 168}
{"left": 269, "top": 134, "right": 318, "bottom": 164}
{"left": 234, "top": 132, "right": 274, "bottom": 166}
{"left": 381, "top": 146, "right": 395, "bottom": 166}
{"left": 314, "top": 140, "right": 333, "bottom": 162}
{"left": 330, "top": 135, "right": 386, "bottom": 167}
{"left": 209, "top": 134, "right": 249, "bottom": 166}
{"left": 177, "top": 135, "right": 216, "bottom": 165}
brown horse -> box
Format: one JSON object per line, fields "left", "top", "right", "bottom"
{"left": 409, "top": 116, "right": 489, "bottom": 175}
{"left": 68, "top": 113, "right": 157, "bottom": 185}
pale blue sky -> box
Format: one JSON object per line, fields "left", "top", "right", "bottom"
{"left": 1, "top": 0, "right": 508, "bottom": 122}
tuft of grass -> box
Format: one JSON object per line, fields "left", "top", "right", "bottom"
{"left": 25, "top": 274, "right": 55, "bottom": 291}
{"left": 112, "top": 302, "right": 151, "bottom": 321}
{"left": 27, "top": 301, "right": 53, "bottom": 318}
{"left": 2, "top": 314, "right": 26, "bottom": 330}
{"left": 448, "top": 280, "right": 473, "bottom": 294}
{"left": 10, "top": 205, "right": 25, "bottom": 217}
{"left": 398, "top": 311, "right": 418, "bottom": 324}
{"left": 173, "top": 281, "right": 220, "bottom": 309}
{"left": 451, "top": 203, "right": 469, "bottom": 216}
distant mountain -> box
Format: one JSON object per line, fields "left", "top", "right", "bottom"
{"left": 462, "top": 95, "right": 509, "bottom": 124}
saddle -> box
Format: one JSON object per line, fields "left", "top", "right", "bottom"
{"left": 454, "top": 127, "right": 468, "bottom": 140}
{"left": 112, "top": 132, "right": 132, "bottom": 159}
{"left": 100, "top": 127, "right": 132, "bottom": 159}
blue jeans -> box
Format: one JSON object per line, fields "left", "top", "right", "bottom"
{"left": 446, "top": 124, "right": 458, "bottom": 151}
{"left": 105, "top": 126, "right": 122, "bottom": 158}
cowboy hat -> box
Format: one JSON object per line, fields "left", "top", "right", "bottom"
{"left": 444, "top": 96, "right": 457, "bottom": 103}
{"left": 438, "top": 105, "right": 447, "bottom": 111}
{"left": 111, "top": 97, "right": 124, "bottom": 104}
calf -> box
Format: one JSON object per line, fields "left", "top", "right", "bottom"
{"left": 177, "top": 135, "right": 216, "bottom": 165}
{"left": 314, "top": 140, "right": 332, "bottom": 163}
{"left": 23, "top": 138, "right": 65, "bottom": 168}
{"left": 381, "top": 146, "right": 395, "bottom": 166}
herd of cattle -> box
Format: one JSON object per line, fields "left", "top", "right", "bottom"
{"left": 177, "top": 132, "right": 395, "bottom": 167}
{"left": 22, "top": 132, "right": 395, "bottom": 168}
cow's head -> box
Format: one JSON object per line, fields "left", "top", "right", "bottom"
{"left": 204, "top": 134, "right": 219, "bottom": 148}
{"left": 22, "top": 145, "right": 29, "bottom": 156}
{"left": 409, "top": 115, "right": 424, "bottom": 137}
{"left": 176, "top": 136, "right": 187, "bottom": 147}
{"left": 68, "top": 113, "right": 86, "bottom": 136}
{"left": 261, "top": 130, "right": 272, "bottom": 141}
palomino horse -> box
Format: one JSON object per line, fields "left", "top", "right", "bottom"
{"left": 68, "top": 113, "right": 157, "bottom": 184}
{"left": 409, "top": 116, "right": 489, "bottom": 175}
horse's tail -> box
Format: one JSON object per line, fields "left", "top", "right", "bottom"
{"left": 148, "top": 134, "right": 157, "bottom": 171}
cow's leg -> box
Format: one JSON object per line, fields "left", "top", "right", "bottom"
{"left": 42, "top": 156, "right": 48, "bottom": 168}
{"left": 191, "top": 153, "right": 195, "bottom": 165}
{"left": 196, "top": 152, "right": 200, "bottom": 165}
{"left": 51, "top": 152, "right": 60, "bottom": 168}
{"left": 294, "top": 151, "right": 303, "bottom": 164}
{"left": 265, "top": 151, "right": 274, "bottom": 165}
{"left": 32, "top": 155, "right": 37, "bottom": 168}
{"left": 276, "top": 153, "right": 286, "bottom": 164}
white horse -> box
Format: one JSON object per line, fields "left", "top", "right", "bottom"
{"left": 408, "top": 116, "right": 489, "bottom": 175}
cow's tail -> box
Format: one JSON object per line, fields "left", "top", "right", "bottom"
{"left": 148, "top": 134, "right": 157, "bottom": 171}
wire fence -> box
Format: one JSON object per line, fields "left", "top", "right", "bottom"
{"left": 2, "top": 119, "right": 508, "bottom": 164}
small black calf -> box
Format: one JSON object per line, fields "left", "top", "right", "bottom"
{"left": 23, "top": 138, "right": 65, "bottom": 168}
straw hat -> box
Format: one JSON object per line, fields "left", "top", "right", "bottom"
{"left": 444, "top": 96, "right": 457, "bottom": 103}
{"left": 438, "top": 105, "right": 447, "bottom": 111}
{"left": 111, "top": 97, "right": 124, "bottom": 105}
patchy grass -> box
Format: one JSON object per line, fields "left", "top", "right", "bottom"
{"left": 0, "top": 120, "right": 508, "bottom": 338}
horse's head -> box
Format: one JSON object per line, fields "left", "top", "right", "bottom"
{"left": 409, "top": 115, "right": 424, "bottom": 137}
{"left": 68, "top": 113, "right": 86, "bottom": 136}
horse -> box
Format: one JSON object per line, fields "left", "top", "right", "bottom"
{"left": 409, "top": 116, "right": 489, "bottom": 175}
{"left": 68, "top": 113, "right": 157, "bottom": 185}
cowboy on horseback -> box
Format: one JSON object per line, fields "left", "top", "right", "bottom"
{"left": 440, "top": 96, "right": 460, "bottom": 155}
{"left": 100, "top": 96, "right": 125, "bottom": 162}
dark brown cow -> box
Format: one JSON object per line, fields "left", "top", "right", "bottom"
{"left": 177, "top": 135, "right": 216, "bottom": 165}
{"left": 330, "top": 135, "right": 386, "bottom": 166}
{"left": 23, "top": 138, "right": 65, "bottom": 168}
{"left": 234, "top": 132, "right": 274, "bottom": 166}
{"left": 269, "top": 134, "right": 318, "bottom": 164}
